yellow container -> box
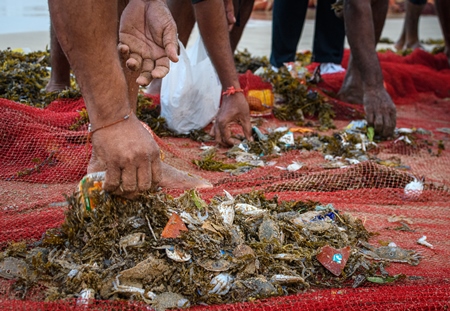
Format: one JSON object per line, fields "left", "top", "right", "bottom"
{"left": 247, "top": 89, "right": 274, "bottom": 108}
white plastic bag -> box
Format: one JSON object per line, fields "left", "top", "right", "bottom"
{"left": 160, "top": 37, "right": 222, "bottom": 134}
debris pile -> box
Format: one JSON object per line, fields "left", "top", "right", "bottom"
{"left": 0, "top": 189, "right": 420, "bottom": 309}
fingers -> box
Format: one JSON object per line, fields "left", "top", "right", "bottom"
{"left": 137, "top": 161, "right": 152, "bottom": 192}
{"left": 103, "top": 167, "right": 121, "bottom": 193}
{"left": 240, "top": 115, "right": 253, "bottom": 142}
{"left": 150, "top": 157, "right": 162, "bottom": 191}
{"left": 126, "top": 53, "right": 143, "bottom": 71}
{"left": 163, "top": 38, "right": 179, "bottom": 63}
{"left": 218, "top": 120, "right": 241, "bottom": 146}
{"left": 120, "top": 167, "right": 138, "bottom": 193}
{"left": 136, "top": 72, "right": 153, "bottom": 86}
{"left": 118, "top": 43, "right": 130, "bottom": 58}
{"left": 152, "top": 58, "right": 170, "bottom": 79}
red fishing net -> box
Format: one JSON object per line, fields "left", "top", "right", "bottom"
{"left": 1, "top": 49, "right": 450, "bottom": 309}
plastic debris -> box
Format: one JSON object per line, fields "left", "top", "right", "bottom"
{"left": 161, "top": 213, "right": 188, "bottom": 239}
{"left": 417, "top": 236, "right": 434, "bottom": 249}
{"left": 316, "top": 245, "right": 351, "bottom": 276}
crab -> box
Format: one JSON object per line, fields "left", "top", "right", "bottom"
{"left": 357, "top": 241, "right": 420, "bottom": 266}
{"left": 119, "top": 233, "right": 146, "bottom": 256}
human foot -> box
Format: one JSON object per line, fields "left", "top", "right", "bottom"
{"left": 337, "top": 60, "right": 363, "bottom": 104}
{"left": 159, "top": 162, "right": 212, "bottom": 189}
{"left": 44, "top": 81, "right": 70, "bottom": 93}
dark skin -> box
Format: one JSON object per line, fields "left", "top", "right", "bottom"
{"left": 48, "top": 0, "right": 210, "bottom": 197}
{"left": 148, "top": 0, "right": 255, "bottom": 146}
{"left": 44, "top": 23, "right": 71, "bottom": 92}
{"left": 435, "top": 0, "right": 450, "bottom": 66}
{"left": 394, "top": 0, "right": 425, "bottom": 51}
{"left": 338, "top": 0, "right": 397, "bottom": 138}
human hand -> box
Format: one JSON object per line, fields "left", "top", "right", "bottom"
{"left": 118, "top": 0, "right": 178, "bottom": 86}
{"left": 210, "top": 91, "right": 253, "bottom": 146}
{"left": 88, "top": 114, "right": 162, "bottom": 197}
{"left": 363, "top": 88, "right": 397, "bottom": 138}
{"left": 223, "top": 0, "right": 236, "bottom": 31}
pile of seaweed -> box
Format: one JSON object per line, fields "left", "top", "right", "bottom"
{"left": 0, "top": 190, "right": 416, "bottom": 309}
{"left": 0, "top": 49, "right": 81, "bottom": 107}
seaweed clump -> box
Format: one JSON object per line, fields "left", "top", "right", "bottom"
{"left": 0, "top": 188, "right": 413, "bottom": 308}
{"left": 0, "top": 49, "right": 81, "bottom": 107}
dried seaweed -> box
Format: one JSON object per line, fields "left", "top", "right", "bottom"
{"left": 0, "top": 189, "right": 414, "bottom": 308}
{"left": 0, "top": 49, "right": 81, "bottom": 107}
{"left": 234, "top": 49, "right": 270, "bottom": 74}
{"left": 261, "top": 67, "right": 335, "bottom": 130}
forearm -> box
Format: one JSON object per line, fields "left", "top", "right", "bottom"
{"left": 49, "top": 0, "right": 130, "bottom": 127}
{"left": 194, "top": 0, "right": 240, "bottom": 90}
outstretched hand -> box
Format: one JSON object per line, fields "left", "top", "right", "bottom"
{"left": 210, "top": 92, "right": 253, "bottom": 146}
{"left": 118, "top": 0, "right": 178, "bottom": 86}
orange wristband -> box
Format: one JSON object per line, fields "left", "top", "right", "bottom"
{"left": 222, "top": 86, "right": 244, "bottom": 96}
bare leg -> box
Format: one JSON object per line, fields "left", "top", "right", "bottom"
{"left": 395, "top": 0, "right": 425, "bottom": 51}
{"left": 341, "top": 0, "right": 396, "bottom": 138}
{"left": 230, "top": 0, "right": 255, "bottom": 52}
{"left": 49, "top": 0, "right": 207, "bottom": 196}
{"left": 45, "top": 23, "right": 71, "bottom": 92}
{"left": 194, "top": 0, "right": 252, "bottom": 146}
{"left": 435, "top": 0, "right": 450, "bottom": 66}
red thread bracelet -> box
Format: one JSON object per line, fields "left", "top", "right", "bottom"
{"left": 222, "top": 86, "right": 244, "bottom": 96}
{"left": 87, "top": 109, "right": 133, "bottom": 141}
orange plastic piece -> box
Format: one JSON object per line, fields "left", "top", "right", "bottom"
{"left": 289, "top": 127, "right": 313, "bottom": 133}
{"left": 161, "top": 212, "right": 188, "bottom": 239}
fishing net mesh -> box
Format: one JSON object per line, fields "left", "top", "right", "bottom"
{"left": 1, "top": 48, "right": 450, "bottom": 309}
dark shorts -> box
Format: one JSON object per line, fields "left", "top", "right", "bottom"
{"left": 409, "top": 0, "right": 427, "bottom": 5}
{"left": 192, "top": 0, "right": 205, "bottom": 3}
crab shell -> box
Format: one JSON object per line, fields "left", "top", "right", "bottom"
{"left": 217, "top": 191, "right": 235, "bottom": 226}
{"left": 235, "top": 203, "right": 266, "bottom": 217}
{"left": 209, "top": 273, "right": 234, "bottom": 295}
{"left": 165, "top": 246, "right": 191, "bottom": 262}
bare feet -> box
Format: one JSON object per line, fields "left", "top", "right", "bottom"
{"left": 44, "top": 81, "right": 70, "bottom": 93}
{"left": 118, "top": 0, "right": 179, "bottom": 86}
{"left": 363, "top": 88, "right": 396, "bottom": 138}
{"left": 209, "top": 92, "right": 252, "bottom": 146}
{"left": 159, "top": 162, "right": 212, "bottom": 189}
